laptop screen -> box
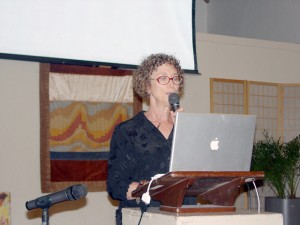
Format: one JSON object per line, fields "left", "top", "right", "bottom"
{"left": 169, "top": 113, "right": 256, "bottom": 172}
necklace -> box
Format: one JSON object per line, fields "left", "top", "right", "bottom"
{"left": 145, "top": 112, "right": 162, "bottom": 129}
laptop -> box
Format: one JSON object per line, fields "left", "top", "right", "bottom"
{"left": 169, "top": 112, "right": 256, "bottom": 172}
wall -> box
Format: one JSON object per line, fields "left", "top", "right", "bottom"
{"left": 0, "top": 60, "right": 118, "bottom": 225}
{"left": 181, "top": 33, "right": 300, "bottom": 113}
{"left": 195, "top": 0, "right": 208, "bottom": 33}
{"left": 207, "top": 0, "right": 300, "bottom": 44}
{"left": 1, "top": 33, "right": 300, "bottom": 225}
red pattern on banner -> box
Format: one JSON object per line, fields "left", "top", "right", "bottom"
{"left": 51, "top": 160, "right": 108, "bottom": 182}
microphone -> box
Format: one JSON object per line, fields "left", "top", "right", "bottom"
{"left": 168, "top": 93, "right": 180, "bottom": 112}
{"left": 26, "top": 184, "right": 88, "bottom": 210}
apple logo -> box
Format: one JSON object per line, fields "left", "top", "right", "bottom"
{"left": 210, "top": 138, "right": 219, "bottom": 150}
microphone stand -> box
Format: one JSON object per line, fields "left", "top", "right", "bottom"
{"left": 26, "top": 184, "right": 88, "bottom": 225}
{"left": 41, "top": 207, "right": 49, "bottom": 225}
{"left": 42, "top": 207, "right": 49, "bottom": 225}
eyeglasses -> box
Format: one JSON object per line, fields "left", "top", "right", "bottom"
{"left": 150, "top": 75, "right": 183, "bottom": 85}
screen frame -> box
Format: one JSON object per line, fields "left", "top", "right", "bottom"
{"left": 0, "top": 0, "right": 199, "bottom": 74}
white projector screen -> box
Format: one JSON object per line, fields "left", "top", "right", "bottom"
{"left": 0, "top": 0, "right": 198, "bottom": 73}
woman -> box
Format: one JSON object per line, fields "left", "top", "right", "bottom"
{"left": 107, "top": 53, "right": 194, "bottom": 224}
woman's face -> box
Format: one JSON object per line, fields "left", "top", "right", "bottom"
{"left": 148, "top": 63, "right": 181, "bottom": 106}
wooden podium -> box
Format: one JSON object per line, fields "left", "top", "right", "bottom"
{"left": 132, "top": 171, "right": 264, "bottom": 213}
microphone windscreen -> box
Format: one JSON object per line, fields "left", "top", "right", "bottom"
{"left": 68, "top": 184, "right": 88, "bottom": 200}
{"left": 168, "top": 93, "right": 180, "bottom": 112}
{"left": 169, "top": 93, "right": 179, "bottom": 105}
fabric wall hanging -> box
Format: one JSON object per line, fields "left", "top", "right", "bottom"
{"left": 40, "top": 64, "right": 142, "bottom": 192}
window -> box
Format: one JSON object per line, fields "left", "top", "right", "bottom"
{"left": 211, "top": 78, "right": 300, "bottom": 141}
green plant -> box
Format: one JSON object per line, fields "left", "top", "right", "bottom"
{"left": 251, "top": 131, "right": 300, "bottom": 198}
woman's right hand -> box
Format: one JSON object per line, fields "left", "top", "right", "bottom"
{"left": 126, "top": 182, "right": 139, "bottom": 200}
{"left": 126, "top": 180, "right": 149, "bottom": 200}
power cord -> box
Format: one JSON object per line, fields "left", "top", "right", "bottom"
{"left": 137, "top": 212, "right": 143, "bottom": 225}
{"left": 252, "top": 180, "right": 260, "bottom": 213}
{"left": 141, "top": 174, "right": 165, "bottom": 205}
{"left": 137, "top": 173, "right": 165, "bottom": 225}
{"left": 137, "top": 202, "right": 148, "bottom": 225}
{"left": 245, "top": 178, "right": 260, "bottom": 214}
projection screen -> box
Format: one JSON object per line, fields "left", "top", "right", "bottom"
{"left": 0, "top": 0, "right": 198, "bottom": 73}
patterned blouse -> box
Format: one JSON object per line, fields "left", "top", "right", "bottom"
{"left": 106, "top": 111, "right": 173, "bottom": 222}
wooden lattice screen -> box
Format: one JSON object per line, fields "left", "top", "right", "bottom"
{"left": 210, "top": 78, "right": 300, "bottom": 141}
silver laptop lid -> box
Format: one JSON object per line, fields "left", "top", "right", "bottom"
{"left": 169, "top": 112, "right": 256, "bottom": 172}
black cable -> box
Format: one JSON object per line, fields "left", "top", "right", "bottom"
{"left": 137, "top": 211, "right": 144, "bottom": 225}
{"left": 137, "top": 202, "right": 148, "bottom": 225}
{"left": 246, "top": 183, "right": 251, "bottom": 210}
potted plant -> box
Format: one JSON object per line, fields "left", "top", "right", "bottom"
{"left": 251, "top": 131, "right": 300, "bottom": 225}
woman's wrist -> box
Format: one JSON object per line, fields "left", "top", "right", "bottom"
{"left": 137, "top": 180, "right": 148, "bottom": 189}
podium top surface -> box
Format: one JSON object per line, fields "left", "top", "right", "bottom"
{"left": 132, "top": 171, "right": 264, "bottom": 212}
{"left": 133, "top": 171, "right": 264, "bottom": 197}
{"left": 166, "top": 171, "right": 264, "bottom": 178}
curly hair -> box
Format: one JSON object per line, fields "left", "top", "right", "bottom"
{"left": 133, "top": 53, "right": 184, "bottom": 99}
